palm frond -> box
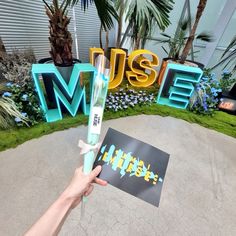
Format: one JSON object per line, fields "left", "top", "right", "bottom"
{"left": 211, "top": 35, "right": 236, "bottom": 71}
{"left": 221, "top": 35, "right": 236, "bottom": 59}
{"left": 160, "top": 33, "right": 171, "bottom": 38}
{"left": 223, "top": 53, "right": 236, "bottom": 69}
{"left": 61, "top": 0, "right": 70, "bottom": 14}
{"left": 196, "top": 32, "right": 214, "bottom": 42}
{"left": 180, "top": 18, "right": 189, "bottom": 31}
{"left": 66, "top": 0, "right": 118, "bottom": 30}
{"left": 125, "top": 0, "right": 173, "bottom": 32}
{"left": 161, "top": 46, "right": 169, "bottom": 55}
{"left": 123, "top": 0, "right": 173, "bottom": 49}
{"left": 68, "top": 0, "right": 91, "bottom": 11}
{"left": 42, "top": 0, "right": 53, "bottom": 13}
{"left": 93, "top": 0, "right": 118, "bottom": 30}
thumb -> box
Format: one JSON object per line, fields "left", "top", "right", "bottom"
{"left": 89, "top": 165, "right": 102, "bottom": 182}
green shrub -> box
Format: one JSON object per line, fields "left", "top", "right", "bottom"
{"left": 219, "top": 70, "right": 236, "bottom": 92}
{"left": 4, "top": 82, "right": 43, "bottom": 126}
{"left": 189, "top": 72, "right": 222, "bottom": 115}
{"left": 1, "top": 49, "right": 43, "bottom": 127}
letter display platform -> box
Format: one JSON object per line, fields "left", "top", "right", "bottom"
{"left": 32, "top": 63, "right": 97, "bottom": 122}
{"left": 156, "top": 63, "right": 203, "bottom": 109}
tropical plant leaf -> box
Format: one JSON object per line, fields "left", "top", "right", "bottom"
{"left": 196, "top": 32, "right": 214, "bottom": 42}
{"left": 93, "top": 0, "right": 118, "bottom": 30}
{"left": 180, "top": 18, "right": 189, "bottom": 31}
{"left": 42, "top": 0, "right": 53, "bottom": 13}
{"left": 192, "top": 50, "right": 200, "bottom": 54}
{"left": 155, "top": 36, "right": 171, "bottom": 43}
{"left": 161, "top": 46, "right": 169, "bottom": 55}
{"left": 160, "top": 33, "right": 171, "bottom": 38}
{"left": 66, "top": 0, "right": 118, "bottom": 30}
{"left": 123, "top": 0, "right": 174, "bottom": 49}
{"left": 223, "top": 53, "right": 236, "bottom": 70}
{"left": 211, "top": 36, "right": 236, "bottom": 71}
{"left": 221, "top": 35, "right": 236, "bottom": 59}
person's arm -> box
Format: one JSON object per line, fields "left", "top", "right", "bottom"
{"left": 24, "top": 165, "right": 107, "bottom": 236}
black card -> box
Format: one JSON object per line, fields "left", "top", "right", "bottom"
{"left": 93, "top": 128, "right": 170, "bottom": 207}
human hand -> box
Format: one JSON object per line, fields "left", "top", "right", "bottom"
{"left": 61, "top": 165, "right": 107, "bottom": 209}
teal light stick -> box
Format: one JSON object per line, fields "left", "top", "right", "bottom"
{"left": 83, "top": 55, "right": 110, "bottom": 185}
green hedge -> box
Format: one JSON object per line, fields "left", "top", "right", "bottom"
{"left": 0, "top": 104, "right": 236, "bottom": 152}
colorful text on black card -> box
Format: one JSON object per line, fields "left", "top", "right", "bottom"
{"left": 98, "top": 144, "right": 163, "bottom": 185}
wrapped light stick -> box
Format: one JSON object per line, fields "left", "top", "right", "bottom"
{"left": 80, "top": 55, "right": 110, "bottom": 202}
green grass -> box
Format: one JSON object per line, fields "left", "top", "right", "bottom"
{"left": 0, "top": 104, "right": 236, "bottom": 152}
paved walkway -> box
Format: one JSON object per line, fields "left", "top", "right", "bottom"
{"left": 0, "top": 115, "right": 236, "bottom": 236}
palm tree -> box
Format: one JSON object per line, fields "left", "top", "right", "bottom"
{"left": 43, "top": 0, "right": 73, "bottom": 66}
{"left": 42, "top": 0, "right": 118, "bottom": 66}
{"left": 180, "top": 0, "right": 208, "bottom": 63}
{"left": 119, "top": 0, "right": 174, "bottom": 50}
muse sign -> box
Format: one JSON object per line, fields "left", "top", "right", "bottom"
{"left": 32, "top": 48, "right": 203, "bottom": 122}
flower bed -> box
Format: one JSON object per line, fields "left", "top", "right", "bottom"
{"left": 105, "top": 88, "right": 155, "bottom": 112}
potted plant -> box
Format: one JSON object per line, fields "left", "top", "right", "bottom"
{"left": 157, "top": 0, "right": 209, "bottom": 83}
{"left": 158, "top": 0, "right": 208, "bottom": 69}
{"left": 40, "top": 0, "right": 117, "bottom": 107}
{"left": 42, "top": 0, "right": 118, "bottom": 69}
{"left": 156, "top": 17, "right": 212, "bottom": 85}
{"left": 39, "top": 0, "right": 79, "bottom": 107}
{"left": 156, "top": 0, "right": 210, "bottom": 109}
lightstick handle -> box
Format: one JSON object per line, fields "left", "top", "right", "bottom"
{"left": 83, "top": 150, "right": 95, "bottom": 202}
{"left": 82, "top": 196, "right": 88, "bottom": 203}
{"left": 83, "top": 150, "right": 95, "bottom": 174}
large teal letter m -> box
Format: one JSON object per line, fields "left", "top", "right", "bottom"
{"left": 32, "top": 63, "right": 96, "bottom": 122}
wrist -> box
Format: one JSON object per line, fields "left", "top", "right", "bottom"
{"left": 60, "top": 189, "right": 83, "bottom": 210}
{"left": 58, "top": 192, "right": 75, "bottom": 210}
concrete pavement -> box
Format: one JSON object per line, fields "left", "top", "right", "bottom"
{"left": 0, "top": 115, "right": 236, "bottom": 236}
